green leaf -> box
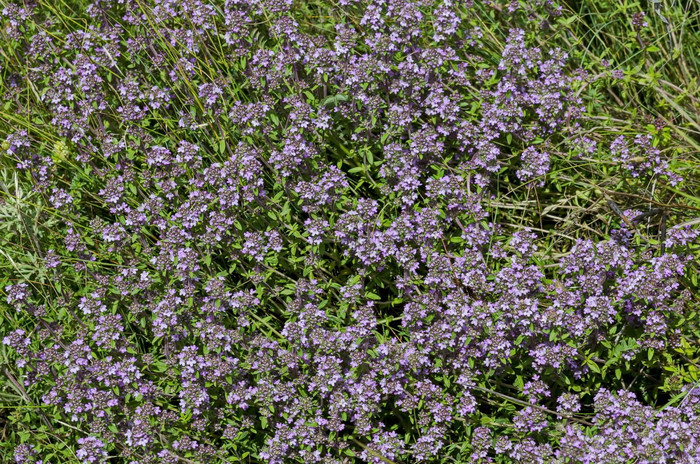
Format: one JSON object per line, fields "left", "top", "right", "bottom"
{"left": 304, "top": 90, "right": 316, "bottom": 103}
{"left": 321, "top": 94, "right": 348, "bottom": 107}
{"left": 587, "top": 359, "right": 601, "bottom": 374}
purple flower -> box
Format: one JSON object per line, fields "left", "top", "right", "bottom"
{"left": 517, "top": 146, "right": 550, "bottom": 183}
{"left": 76, "top": 436, "right": 107, "bottom": 463}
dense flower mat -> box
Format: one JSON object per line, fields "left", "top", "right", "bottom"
{"left": 1, "top": 0, "right": 700, "bottom": 462}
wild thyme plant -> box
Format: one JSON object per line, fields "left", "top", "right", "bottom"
{"left": 1, "top": 0, "right": 699, "bottom": 462}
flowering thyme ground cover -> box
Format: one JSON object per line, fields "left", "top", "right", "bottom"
{"left": 1, "top": 0, "right": 700, "bottom": 462}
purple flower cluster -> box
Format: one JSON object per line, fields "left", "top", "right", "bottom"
{"left": 610, "top": 134, "right": 683, "bottom": 185}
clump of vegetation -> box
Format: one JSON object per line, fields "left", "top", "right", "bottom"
{"left": 1, "top": 0, "right": 699, "bottom": 462}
